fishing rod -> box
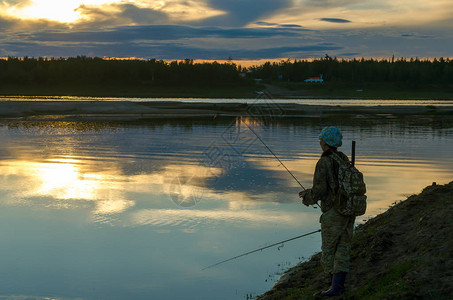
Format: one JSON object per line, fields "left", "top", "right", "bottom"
{"left": 241, "top": 120, "right": 320, "bottom": 208}
{"left": 202, "top": 229, "right": 321, "bottom": 270}
{"left": 241, "top": 120, "right": 306, "bottom": 191}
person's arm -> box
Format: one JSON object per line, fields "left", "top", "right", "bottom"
{"left": 300, "top": 157, "right": 330, "bottom": 205}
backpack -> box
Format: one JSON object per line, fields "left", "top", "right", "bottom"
{"left": 330, "top": 151, "right": 367, "bottom": 216}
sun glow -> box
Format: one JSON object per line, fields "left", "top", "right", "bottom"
{"left": 4, "top": 0, "right": 226, "bottom": 23}
{"left": 8, "top": 0, "right": 118, "bottom": 23}
{"left": 1, "top": 157, "right": 120, "bottom": 204}
{"left": 11, "top": 0, "right": 80, "bottom": 23}
{"left": 28, "top": 159, "right": 101, "bottom": 200}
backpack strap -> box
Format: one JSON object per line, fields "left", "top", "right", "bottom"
{"left": 329, "top": 150, "right": 350, "bottom": 167}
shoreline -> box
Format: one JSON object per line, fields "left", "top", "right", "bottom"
{"left": 1, "top": 100, "right": 453, "bottom": 121}
{"left": 1, "top": 81, "right": 453, "bottom": 101}
{"left": 258, "top": 181, "right": 453, "bottom": 299}
{"left": 2, "top": 95, "right": 453, "bottom": 102}
{"left": 1, "top": 93, "right": 453, "bottom": 102}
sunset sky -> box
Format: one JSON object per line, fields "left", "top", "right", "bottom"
{"left": 1, "top": 0, "right": 452, "bottom": 61}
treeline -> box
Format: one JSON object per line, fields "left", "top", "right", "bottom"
{"left": 1, "top": 56, "right": 453, "bottom": 89}
{"left": 250, "top": 56, "right": 453, "bottom": 86}
{"left": 0, "top": 56, "right": 247, "bottom": 87}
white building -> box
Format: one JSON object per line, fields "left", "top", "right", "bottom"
{"left": 304, "top": 74, "right": 324, "bottom": 83}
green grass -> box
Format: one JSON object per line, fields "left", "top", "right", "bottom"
{"left": 3, "top": 80, "right": 453, "bottom": 99}
{"left": 353, "top": 261, "right": 414, "bottom": 300}
{"left": 271, "top": 81, "right": 453, "bottom": 100}
{"left": 0, "top": 82, "right": 259, "bottom": 98}
{"left": 270, "top": 287, "right": 316, "bottom": 300}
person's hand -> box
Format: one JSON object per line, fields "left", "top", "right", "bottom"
{"left": 299, "top": 190, "right": 309, "bottom": 206}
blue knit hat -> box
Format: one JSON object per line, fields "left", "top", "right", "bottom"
{"left": 319, "top": 126, "right": 342, "bottom": 147}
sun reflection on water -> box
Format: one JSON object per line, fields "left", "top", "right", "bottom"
{"left": 0, "top": 152, "right": 321, "bottom": 228}
{"left": 1, "top": 149, "right": 451, "bottom": 226}
{"left": 0, "top": 157, "right": 137, "bottom": 215}
{"left": 0, "top": 118, "right": 452, "bottom": 300}
{"left": 0, "top": 119, "right": 452, "bottom": 230}
{"left": 36, "top": 159, "right": 97, "bottom": 200}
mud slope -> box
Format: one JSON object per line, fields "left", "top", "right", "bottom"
{"left": 258, "top": 181, "right": 453, "bottom": 300}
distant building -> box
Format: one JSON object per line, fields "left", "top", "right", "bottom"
{"left": 304, "top": 74, "right": 324, "bottom": 83}
{"left": 240, "top": 70, "right": 254, "bottom": 78}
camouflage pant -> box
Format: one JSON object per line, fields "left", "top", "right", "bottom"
{"left": 320, "top": 207, "right": 355, "bottom": 274}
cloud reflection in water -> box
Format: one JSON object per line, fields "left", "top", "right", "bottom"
{"left": 0, "top": 117, "right": 452, "bottom": 228}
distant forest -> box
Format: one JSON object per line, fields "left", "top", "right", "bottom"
{"left": 251, "top": 55, "right": 453, "bottom": 87}
{"left": 1, "top": 55, "right": 453, "bottom": 88}
{"left": 0, "top": 56, "right": 246, "bottom": 88}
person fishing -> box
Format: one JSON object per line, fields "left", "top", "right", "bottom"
{"left": 299, "top": 126, "right": 355, "bottom": 297}
{"left": 203, "top": 123, "right": 365, "bottom": 283}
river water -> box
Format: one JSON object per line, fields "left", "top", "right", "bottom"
{"left": 0, "top": 99, "right": 452, "bottom": 299}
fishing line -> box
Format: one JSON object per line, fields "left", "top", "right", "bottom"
{"left": 202, "top": 229, "right": 321, "bottom": 270}
{"left": 241, "top": 120, "right": 320, "bottom": 208}
{"left": 241, "top": 120, "right": 306, "bottom": 190}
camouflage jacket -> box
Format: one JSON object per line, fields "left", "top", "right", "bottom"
{"left": 303, "top": 149, "right": 349, "bottom": 212}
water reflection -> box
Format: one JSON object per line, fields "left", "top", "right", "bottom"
{"left": 1, "top": 157, "right": 130, "bottom": 212}
{"left": 1, "top": 117, "right": 453, "bottom": 221}
{"left": 0, "top": 116, "right": 452, "bottom": 299}
{"left": 128, "top": 208, "right": 315, "bottom": 228}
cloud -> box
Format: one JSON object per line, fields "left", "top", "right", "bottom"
{"left": 400, "top": 33, "right": 434, "bottom": 39}
{"left": 1, "top": 0, "right": 453, "bottom": 60}
{"left": 319, "top": 18, "right": 351, "bottom": 23}
{"left": 20, "top": 24, "right": 310, "bottom": 44}
{"left": 1, "top": 0, "right": 224, "bottom": 26}
{"left": 127, "top": 208, "right": 313, "bottom": 228}
{"left": 0, "top": 14, "right": 68, "bottom": 34}
{"left": 0, "top": 38, "right": 341, "bottom": 60}
{"left": 0, "top": 21, "right": 329, "bottom": 59}
{"left": 201, "top": 0, "right": 293, "bottom": 26}
{"left": 263, "top": 0, "right": 453, "bottom": 31}
{"left": 337, "top": 52, "right": 361, "bottom": 57}
{"left": 1, "top": 0, "right": 31, "bottom": 7}
{"left": 0, "top": 34, "right": 342, "bottom": 59}
{"left": 154, "top": 0, "right": 227, "bottom": 22}
{"left": 279, "top": 24, "right": 304, "bottom": 28}
{"left": 255, "top": 21, "right": 279, "bottom": 26}
{"left": 254, "top": 21, "right": 304, "bottom": 29}
{"left": 73, "top": 1, "right": 226, "bottom": 27}
{"left": 2, "top": 20, "right": 453, "bottom": 60}
{"left": 0, "top": 15, "right": 14, "bottom": 31}
{"left": 74, "top": 3, "right": 169, "bottom": 27}
{"left": 301, "top": 0, "right": 391, "bottom": 10}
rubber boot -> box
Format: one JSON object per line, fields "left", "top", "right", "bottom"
{"left": 320, "top": 271, "right": 346, "bottom": 297}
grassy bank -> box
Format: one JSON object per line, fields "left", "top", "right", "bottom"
{"left": 269, "top": 81, "right": 453, "bottom": 100}
{"left": 0, "top": 83, "right": 259, "bottom": 98}
{"left": 1, "top": 81, "right": 453, "bottom": 100}
{"left": 258, "top": 181, "right": 453, "bottom": 299}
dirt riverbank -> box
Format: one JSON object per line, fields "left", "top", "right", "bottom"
{"left": 258, "top": 181, "right": 453, "bottom": 300}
